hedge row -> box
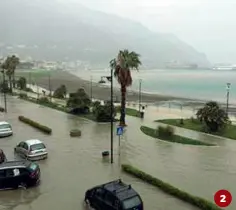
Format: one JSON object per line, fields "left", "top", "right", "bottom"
{"left": 18, "top": 116, "right": 52, "bottom": 134}
{"left": 122, "top": 164, "right": 221, "bottom": 210}
{"left": 140, "top": 126, "right": 215, "bottom": 146}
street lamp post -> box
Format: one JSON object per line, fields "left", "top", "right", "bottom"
{"left": 110, "top": 68, "right": 114, "bottom": 164}
{"left": 103, "top": 70, "right": 114, "bottom": 164}
{"left": 1, "top": 70, "right": 7, "bottom": 113}
{"left": 226, "top": 83, "right": 231, "bottom": 114}
{"left": 138, "top": 79, "right": 142, "bottom": 112}
{"left": 90, "top": 75, "right": 93, "bottom": 101}
{"left": 48, "top": 74, "right": 52, "bottom": 102}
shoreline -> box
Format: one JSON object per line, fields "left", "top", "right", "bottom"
{"left": 15, "top": 70, "right": 234, "bottom": 108}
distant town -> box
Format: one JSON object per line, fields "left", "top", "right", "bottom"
{"left": 1, "top": 55, "right": 236, "bottom": 71}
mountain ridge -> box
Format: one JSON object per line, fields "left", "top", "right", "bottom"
{"left": 0, "top": 0, "right": 210, "bottom": 68}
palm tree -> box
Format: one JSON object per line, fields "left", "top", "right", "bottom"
{"left": 110, "top": 49, "right": 141, "bottom": 126}
{"left": 3, "top": 55, "right": 20, "bottom": 92}
{"left": 196, "top": 101, "right": 230, "bottom": 132}
{"left": 10, "top": 55, "right": 20, "bottom": 89}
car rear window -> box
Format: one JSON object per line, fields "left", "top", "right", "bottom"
{"left": 0, "top": 124, "right": 11, "bottom": 129}
{"left": 30, "top": 143, "right": 45, "bottom": 151}
{"left": 28, "top": 163, "right": 38, "bottom": 171}
{"left": 123, "top": 196, "right": 141, "bottom": 209}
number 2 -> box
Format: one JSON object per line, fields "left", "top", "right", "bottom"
{"left": 220, "top": 195, "right": 226, "bottom": 202}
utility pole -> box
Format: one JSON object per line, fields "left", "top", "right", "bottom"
{"left": 48, "top": 74, "right": 52, "bottom": 102}
{"left": 138, "top": 79, "right": 142, "bottom": 112}
{"left": 226, "top": 83, "right": 231, "bottom": 115}
{"left": 110, "top": 68, "right": 114, "bottom": 164}
{"left": 90, "top": 75, "right": 93, "bottom": 101}
{"left": 1, "top": 69, "right": 7, "bottom": 112}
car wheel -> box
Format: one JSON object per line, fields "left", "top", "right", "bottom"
{"left": 19, "top": 182, "right": 27, "bottom": 189}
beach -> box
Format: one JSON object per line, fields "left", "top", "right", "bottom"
{"left": 15, "top": 70, "right": 192, "bottom": 104}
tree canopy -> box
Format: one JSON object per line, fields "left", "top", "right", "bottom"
{"left": 92, "top": 100, "right": 116, "bottom": 122}
{"left": 196, "top": 101, "right": 230, "bottom": 132}
{"left": 53, "top": 84, "right": 67, "bottom": 99}
{"left": 16, "top": 77, "right": 27, "bottom": 90}
{"left": 67, "top": 88, "right": 91, "bottom": 112}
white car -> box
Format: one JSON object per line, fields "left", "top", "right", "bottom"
{"left": 14, "top": 139, "right": 48, "bottom": 161}
{"left": 0, "top": 121, "right": 13, "bottom": 137}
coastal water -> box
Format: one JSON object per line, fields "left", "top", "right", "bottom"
{"left": 74, "top": 69, "right": 236, "bottom": 104}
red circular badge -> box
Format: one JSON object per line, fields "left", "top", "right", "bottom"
{"left": 214, "top": 189, "right": 232, "bottom": 208}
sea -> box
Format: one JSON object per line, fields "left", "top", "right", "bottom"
{"left": 72, "top": 69, "right": 236, "bottom": 105}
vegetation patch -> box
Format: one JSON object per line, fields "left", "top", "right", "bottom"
{"left": 140, "top": 125, "right": 215, "bottom": 146}
{"left": 70, "top": 129, "right": 81, "bottom": 137}
{"left": 157, "top": 118, "right": 236, "bottom": 140}
{"left": 122, "top": 164, "right": 221, "bottom": 210}
{"left": 0, "top": 106, "right": 5, "bottom": 112}
{"left": 156, "top": 101, "right": 236, "bottom": 140}
{"left": 18, "top": 116, "right": 52, "bottom": 134}
{"left": 116, "top": 106, "right": 140, "bottom": 118}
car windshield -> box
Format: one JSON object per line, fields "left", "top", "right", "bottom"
{"left": 0, "top": 124, "right": 11, "bottom": 129}
{"left": 30, "top": 143, "right": 45, "bottom": 151}
{"left": 123, "top": 196, "right": 141, "bottom": 209}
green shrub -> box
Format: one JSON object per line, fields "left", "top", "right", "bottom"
{"left": 19, "top": 93, "right": 28, "bottom": 99}
{"left": 0, "top": 107, "right": 5, "bottom": 112}
{"left": 18, "top": 116, "right": 52, "bottom": 134}
{"left": 24, "top": 87, "right": 33, "bottom": 92}
{"left": 157, "top": 125, "right": 174, "bottom": 138}
{"left": 38, "top": 97, "right": 50, "bottom": 104}
{"left": 70, "top": 129, "right": 81, "bottom": 137}
{"left": 122, "top": 164, "right": 221, "bottom": 210}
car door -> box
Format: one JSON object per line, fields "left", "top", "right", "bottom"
{"left": 103, "top": 191, "right": 116, "bottom": 210}
{"left": 22, "top": 143, "right": 29, "bottom": 158}
{"left": 93, "top": 188, "right": 107, "bottom": 210}
{"left": 0, "top": 169, "right": 6, "bottom": 189}
{"left": 15, "top": 142, "right": 24, "bottom": 155}
{"left": 5, "top": 168, "right": 22, "bottom": 189}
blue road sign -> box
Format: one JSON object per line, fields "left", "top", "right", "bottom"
{"left": 116, "top": 126, "right": 124, "bottom": 136}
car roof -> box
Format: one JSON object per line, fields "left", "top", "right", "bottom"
{"left": 0, "top": 160, "right": 31, "bottom": 169}
{"left": 24, "top": 139, "right": 43, "bottom": 146}
{"left": 100, "top": 179, "right": 139, "bottom": 201}
{"left": 0, "top": 121, "right": 10, "bottom": 125}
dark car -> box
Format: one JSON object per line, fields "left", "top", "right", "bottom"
{"left": 0, "top": 160, "right": 40, "bottom": 190}
{"left": 84, "top": 179, "right": 143, "bottom": 210}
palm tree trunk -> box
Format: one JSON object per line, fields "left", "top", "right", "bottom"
{"left": 13, "top": 72, "right": 16, "bottom": 88}
{"left": 8, "top": 75, "right": 12, "bottom": 93}
{"left": 120, "top": 84, "right": 126, "bottom": 126}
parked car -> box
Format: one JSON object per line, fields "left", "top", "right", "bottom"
{"left": 84, "top": 179, "right": 143, "bottom": 210}
{"left": 0, "top": 160, "right": 40, "bottom": 190}
{"left": 0, "top": 121, "right": 13, "bottom": 137}
{"left": 0, "top": 149, "right": 7, "bottom": 164}
{"left": 14, "top": 139, "right": 48, "bottom": 161}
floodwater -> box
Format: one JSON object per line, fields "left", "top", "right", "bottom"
{"left": 0, "top": 97, "right": 199, "bottom": 210}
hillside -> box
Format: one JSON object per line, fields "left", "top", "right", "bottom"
{"left": 0, "top": 0, "right": 210, "bottom": 68}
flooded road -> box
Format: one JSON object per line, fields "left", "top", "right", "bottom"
{"left": 0, "top": 97, "right": 199, "bottom": 210}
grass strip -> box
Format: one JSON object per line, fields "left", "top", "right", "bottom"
{"left": 140, "top": 126, "right": 215, "bottom": 146}
{"left": 122, "top": 164, "right": 221, "bottom": 210}
{"left": 157, "top": 118, "right": 236, "bottom": 140}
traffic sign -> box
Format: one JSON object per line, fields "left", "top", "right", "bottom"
{"left": 116, "top": 126, "right": 123, "bottom": 136}
{"left": 214, "top": 189, "right": 232, "bottom": 208}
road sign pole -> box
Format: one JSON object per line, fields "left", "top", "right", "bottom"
{"left": 118, "top": 135, "right": 121, "bottom": 178}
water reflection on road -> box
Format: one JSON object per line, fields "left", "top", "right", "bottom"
{"left": 0, "top": 97, "right": 198, "bottom": 210}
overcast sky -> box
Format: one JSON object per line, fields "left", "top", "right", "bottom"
{"left": 66, "top": 0, "right": 236, "bottom": 64}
